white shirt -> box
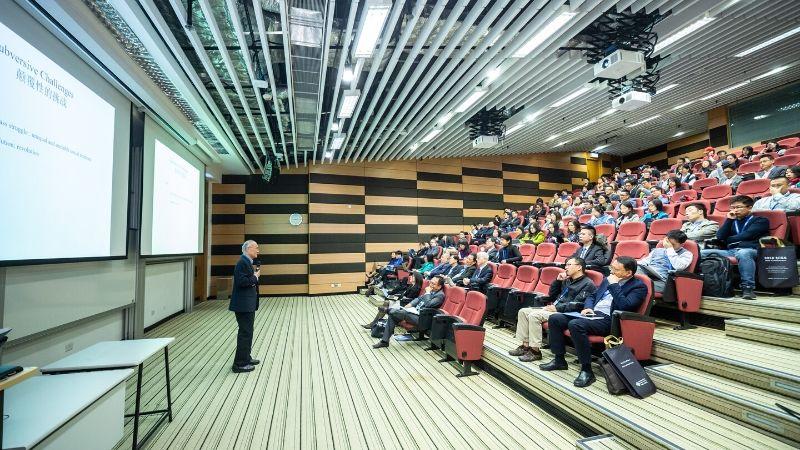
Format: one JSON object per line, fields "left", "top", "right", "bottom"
{"left": 753, "top": 192, "right": 800, "bottom": 213}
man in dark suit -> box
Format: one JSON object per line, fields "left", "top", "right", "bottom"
{"left": 539, "top": 256, "right": 648, "bottom": 388}
{"left": 467, "top": 251, "right": 494, "bottom": 293}
{"left": 230, "top": 240, "right": 261, "bottom": 373}
{"left": 373, "top": 275, "right": 446, "bottom": 348}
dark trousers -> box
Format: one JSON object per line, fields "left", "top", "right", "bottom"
{"left": 547, "top": 313, "right": 611, "bottom": 365}
{"left": 382, "top": 308, "right": 419, "bottom": 343}
{"left": 234, "top": 311, "right": 255, "bottom": 366}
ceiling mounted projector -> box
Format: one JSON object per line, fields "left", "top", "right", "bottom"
{"left": 472, "top": 135, "right": 499, "bottom": 148}
{"left": 611, "top": 90, "right": 651, "bottom": 111}
{"left": 593, "top": 49, "right": 646, "bottom": 80}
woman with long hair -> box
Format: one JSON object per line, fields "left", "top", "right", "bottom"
{"left": 566, "top": 219, "right": 582, "bottom": 242}
{"left": 616, "top": 201, "right": 640, "bottom": 227}
{"left": 643, "top": 199, "right": 668, "bottom": 226}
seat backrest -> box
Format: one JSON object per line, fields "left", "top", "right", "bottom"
{"left": 572, "top": 207, "right": 583, "bottom": 216}
{"left": 670, "top": 189, "right": 697, "bottom": 203}
{"left": 777, "top": 137, "right": 800, "bottom": 148}
{"left": 753, "top": 144, "right": 766, "bottom": 152}
{"left": 607, "top": 210, "right": 619, "bottom": 219}
{"left": 775, "top": 154, "right": 800, "bottom": 167}
{"left": 554, "top": 242, "right": 580, "bottom": 263}
{"left": 585, "top": 270, "right": 604, "bottom": 287}
{"left": 421, "top": 278, "right": 430, "bottom": 291}
{"left": 469, "top": 244, "right": 478, "bottom": 254}
{"left": 753, "top": 210, "right": 788, "bottom": 239}
{"left": 655, "top": 239, "right": 700, "bottom": 273}
{"left": 534, "top": 267, "right": 564, "bottom": 296}
{"left": 633, "top": 274, "right": 654, "bottom": 316}
{"left": 519, "top": 244, "right": 536, "bottom": 263}
{"left": 617, "top": 222, "right": 646, "bottom": 241}
{"left": 614, "top": 241, "right": 651, "bottom": 260}
{"left": 441, "top": 286, "right": 467, "bottom": 316}
{"left": 738, "top": 161, "right": 761, "bottom": 175}
{"left": 713, "top": 196, "right": 734, "bottom": 214}
{"left": 662, "top": 203, "right": 677, "bottom": 218}
{"left": 707, "top": 214, "right": 727, "bottom": 227}
{"left": 633, "top": 207, "right": 644, "bottom": 217}
{"left": 737, "top": 179, "right": 770, "bottom": 197}
{"left": 487, "top": 262, "right": 499, "bottom": 283}
{"left": 786, "top": 147, "right": 800, "bottom": 156}
{"left": 510, "top": 265, "right": 539, "bottom": 292}
{"left": 646, "top": 218, "right": 683, "bottom": 240}
{"left": 595, "top": 223, "right": 616, "bottom": 242}
{"left": 693, "top": 177, "right": 718, "bottom": 192}
{"left": 578, "top": 214, "right": 592, "bottom": 224}
{"left": 493, "top": 263, "right": 517, "bottom": 288}
{"left": 459, "top": 291, "right": 486, "bottom": 325}
{"left": 532, "top": 243, "right": 557, "bottom": 263}
{"left": 701, "top": 184, "right": 732, "bottom": 201}
{"left": 676, "top": 200, "right": 712, "bottom": 220}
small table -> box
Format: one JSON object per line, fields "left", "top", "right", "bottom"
{"left": 40, "top": 338, "right": 175, "bottom": 450}
{"left": 0, "top": 367, "right": 39, "bottom": 447}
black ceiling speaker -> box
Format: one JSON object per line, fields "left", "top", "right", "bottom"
{"left": 260, "top": 151, "right": 280, "bottom": 184}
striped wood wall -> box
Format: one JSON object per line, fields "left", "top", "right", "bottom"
{"left": 210, "top": 153, "right": 596, "bottom": 295}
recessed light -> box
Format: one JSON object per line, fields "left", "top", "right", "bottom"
{"left": 654, "top": 16, "right": 715, "bottom": 53}
{"left": 735, "top": 25, "right": 800, "bottom": 57}
{"left": 513, "top": 10, "right": 577, "bottom": 58}
{"left": 627, "top": 115, "right": 661, "bottom": 128}
{"left": 753, "top": 115, "right": 769, "bottom": 120}
{"left": 550, "top": 87, "right": 591, "bottom": 108}
{"left": 673, "top": 131, "right": 686, "bottom": 137}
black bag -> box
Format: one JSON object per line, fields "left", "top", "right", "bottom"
{"left": 758, "top": 239, "right": 799, "bottom": 289}
{"left": 698, "top": 255, "right": 733, "bottom": 298}
{"left": 601, "top": 343, "right": 657, "bottom": 399}
{"left": 599, "top": 358, "right": 628, "bottom": 395}
{"left": 370, "top": 319, "right": 386, "bottom": 338}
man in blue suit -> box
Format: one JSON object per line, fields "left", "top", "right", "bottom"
{"left": 230, "top": 240, "right": 261, "bottom": 373}
{"left": 540, "top": 256, "right": 648, "bottom": 387}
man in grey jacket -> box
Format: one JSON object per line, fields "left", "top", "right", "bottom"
{"left": 680, "top": 203, "right": 719, "bottom": 247}
{"left": 509, "top": 257, "right": 596, "bottom": 362}
{"left": 373, "top": 276, "right": 446, "bottom": 348}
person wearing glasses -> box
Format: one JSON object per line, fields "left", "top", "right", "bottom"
{"left": 700, "top": 195, "right": 769, "bottom": 300}
{"left": 752, "top": 175, "right": 800, "bottom": 213}
{"left": 508, "top": 257, "right": 595, "bottom": 362}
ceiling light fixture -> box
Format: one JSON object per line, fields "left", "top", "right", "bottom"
{"left": 331, "top": 122, "right": 340, "bottom": 132}
{"left": 506, "top": 122, "right": 525, "bottom": 136}
{"left": 735, "top": 25, "right": 800, "bottom": 57}
{"left": 409, "top": 143, "right": 419, "bottom": 152}
{"left": 567, "top": 118, "right": 597, "bottom": 133}
{"left": 437, "top": 112, "right": 454, "bottom": 126}
{"left": 657, "top": 83, "right": 679, "bottom": 94}
{"left": 594, "top": 143, "right": 610, "bottom": 151}
{"left": 324, "top": 151, "right": 334, "bottom": 158}
{"left": 553, "top": 140, "right": 569, "bottom": 148}
{"left": 526, "top": 110, "right": 543, "bottom": 122}
{"left": 700, "top": 81, "right": 750, "bottom": 100}
{"left": 599, "top": 108, "right": 617, "bottom": 117}
{"left": 753, "top": 114, "right": 769, "bottom": 120}
{"left": 550, "top": 86, "right": 590, "bottom": 108}
{"left": 421, "top": 128, "right": 443, "bottom": 143}
{"left": 627, "top": 115, "right": 661, "bottom": 128}
{"left": 672, "top": 100, "right": 696, "bottom": 110}
{"left": 654, "top": 16, "right": 715, "bottom": 53}
{"left": 330, "top": 133, "right": 345, "bottom": 150}
{"left": 338, "top": 89, "right": 361, "bottom": 118}
{"left": 544, "top": 134, "right": 561, "bottom": 142}
{"left": 455, "top": 87, "right": 488, "bottom": 113}
{"left": 673, "top": 131, "right": 686, "bottom": 137}
{"left": 486, "top": 67, "right": 503, "bottom": 82}
{"left": 751, "top": 65, "right": 789, "bottom": 81}
{"left": 342, "top": 67, "right": 354, "bottom": 82}
{"left": 513, "top": 9, "right": 577, "bottom": 58}
{"left": 353, "top": 0, "right": 392, "bottom": 58}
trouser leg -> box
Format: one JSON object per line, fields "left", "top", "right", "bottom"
{"left": 527, "top": 309, "right": 553, "bottom": 348}
{"left": 567, "top": 317, "right": 611, "bottom": 365}
{"left": 547, "top": 313, "right": 572, "bottom": 357}
{"left": 234, "top": 312, "right": 255, "bottom": 366}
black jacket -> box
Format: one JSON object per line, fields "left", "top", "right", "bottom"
{"left": 547, "top": 275, "right": 596, "bottom": 313}
{"left": 497, "top": 245, "right": 522, "bottom": 263}
{"left": 409, "top": 290, "right": 445, "bottom": 309}
{"left": 230, "top": 255, "right": 259, "bottom": 312}
{"left": 487, "top": 247, "right": 499, "bottom": 262}
{"left": 469, "top": 264, "right": 494, "bottom": 291}
{"left": 717, "top": 215, "right": 770, "bottom": 249}
{"left": 457, "top": 265, "right": 477, "bottom": 285}
{"left": 571, "top": 244, "right": 608, "bottom": 267}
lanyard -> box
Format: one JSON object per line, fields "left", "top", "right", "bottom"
{"left": 733, "top": 216, "right": 753, "bottom": 234}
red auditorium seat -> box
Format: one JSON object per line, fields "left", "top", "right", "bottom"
{"left": 434, "top": 291, "right": 488, "bottom": 377}
{"left": 585, "top": 269, "right": 604, "bottom": 287}
{"left": 646, "top": 218, "right": 683, "bottom": 241}
{"left": 607, "top": 210, "right": 619, "bottom": 219}
{"left": 775, "top": 154, "right": 800, "bottom": 166}
{"left": 790, "top": 215, "right": 800, "bottom": 244}
{"left": 497, "top": 265, "right": 541, "bottom": 326}
{"left": 554, "top": 242, "right": 579, "bottom": 264}
{"left": 469, "top": 244, "right": 478, "bottom": 254}
{"left": 753, "top": 144, "right": 766, "bottom": 152}
{"left": 531, "top": 243, "right": 557, "bottom": 265}
{"left": 675, "top": 200, "right": 712, "bottom": 220}
{"left": 737, "top": 161, "right": 761, "bottom": 175}
{"left": 484, "top": 263, "right": 517, "bottom": 319}
{"left": 509, "top": 230, "right": 521, "bottom": 239}
{"left": 701, "top": 184, "right": 732, "bottom": 201}
{"left": 658, "top": 240, "right": 704, "bottom": 330}
{"left": 416, "top": 286, "right": 468, "bottom": 341}
{"left": 614, "top": 241, "right": 650, "bottom": 260}
{"left": 736, "top": 179, "right": 770, "bottom": 197}
{"left": 670, "top": 190, "right": 697, "bottom": 203}
{"left": 785, "top": 147, "right": 800, "bottom": 156}
{"left": 633, "top": 207, "right": 645, "bottom": 217}
{"left": 633, "top": 198, "right": 644, "bottom": 208}
{"left": 777, "top": 137, "right": 800, "bottom": 148}
{"left": 578, "top": 214, "right": 592, "bottom": 224}
{"left": 532, "top": 266, "right": 563, "bottom": 297}
{"left": 753, "top": 210, "right": 789, "bottom": 239}
{"left": 662, "top": 203, "right": 677, "bottom": 218}
{"left": 518, "top": 244, "right": 536, "bottom": 264}
{"left": 707, "top": 214, "right": 727, "bottom": 227}
{"left": 692, "top": 177, "right": 718, "bottom": 193}
{"left": 616, "top": 222, "right": 646, "bottom": 241}
{"left": 713, "top": 196, "right": 734, "bottom": 215}
{"left": 398, "top": 283, "right": 449, "bottom": 336}
{"left": 594, "top": 224, "right": 616, "bottom": 242}
{"left": 572, "top": 207, "right": 583, "bottom": 216}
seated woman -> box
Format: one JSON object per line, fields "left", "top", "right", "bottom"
{"left": 616, "top": 201, "right": 640, "bottom": 227}
{"left": 642, "top": 198, "right": 669, "bottom": 227}
{"left": 519, "top": 223, "right": 545, "bottom": 245}
{"left": 565, "top": 219, "right": 582, "bottom": 243}
{"left": 587, "top": 205, "right": 615, "bottom": 226}
{"left": 456, "top": 240, "right": 471, "bottom": 259}
{"left": 363, "top": 272, "right": 424, "bottom": 329}
{"left": 416, "top": 254, "right": 434, "bottom": 274}
{"left": 544, "top": 222, "right": 564, "bottom": 244}
{"left": 787, "top": 166, "right": 800, "bottom": 188}
{"left": 596, "top": 194, "right": 613, "bottom": 212}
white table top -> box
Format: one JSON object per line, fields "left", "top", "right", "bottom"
{"left": 40, "top": 338, "right": 175, "bottom": 373}
{"left": 3, "top": 369, "right": 133, "bottom": 450}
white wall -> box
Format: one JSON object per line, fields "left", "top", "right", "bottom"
{"left": 143, "top": 261, "right": 186, "bottom": 328}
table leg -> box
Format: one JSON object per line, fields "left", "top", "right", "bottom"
{"left": 164, "top": 347, "right": 173, "bottom": 422}
{"left": 132, "top": 363, "right": 143, "bottom": 450}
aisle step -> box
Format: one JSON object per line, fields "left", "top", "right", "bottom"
{"left": 647, "top": 364, "right": 800, "bottom": 443}
{"left": 699, "top": 296, "right": 800, "bottom": 323}
{"left": 652, "top": 325, "right": 800, "bottom": 399}
{"left": 725, "top": 318, "right": 800, "bottom": 350}
{"left": 575, "top": 434, "right": 635, "bottom": 450}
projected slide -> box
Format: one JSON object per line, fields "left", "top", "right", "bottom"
{"left": 151, "top": 140, "right": 201, "bottom": 255}
{"left": 0, "top": 21, "right": 116, "bottom": 262}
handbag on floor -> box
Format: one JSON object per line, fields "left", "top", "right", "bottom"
{"left": 601, "top": 336, "right": 656, "bottom": 399}
{"left": 599, "top": 337, "right": 628, "bottom": 395}
{"left": 370, "top": 319, "right": 387, "bottom": 338}
{"left": 757, "top": 238, "right": 799, "bottom": 289}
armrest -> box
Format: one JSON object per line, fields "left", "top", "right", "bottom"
{"left": 433, "top": 314, "right": 463, "bottom": 325}
{"left": 670, "top": 270, "right": 703, "bottom": 280}
{"left": 615, "top": 311, "right": 655, "bottom": 323}
{"left": 452, "top": 323, "right": 485, "bottom": 332}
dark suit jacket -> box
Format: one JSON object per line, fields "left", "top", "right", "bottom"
{"left": 458, "top": 265, "right": 477, "bottom": 284}
{"left": 497, "top": 245, "right": 521, "bottom": 263}
{"left": 470, "top": 264, "right": 494, "bottom": 290}
{"left": 571, "top": 244, "right": 608, "bottom": 267}
{"left": 230, "top": 255, "right": 259, "bottom": 312}
{"left": 584, "top": 277, "right": 648, "bottom": 316}
{"left": 409, "top": 290, "right": 445, "bottom": 310}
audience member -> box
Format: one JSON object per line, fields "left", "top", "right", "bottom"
{"left": 643, "top": 199, "right": 669, "bottom": 226}
{"left": 565, "top": 220, "right": 581, "bottom": 243}
{"left": 677, "top": 164, "right": 696, "bottom": 186}
{"left": 363, "top": 272, "right": 423, "bottom": 329}
{"left": 752, "top": 175, "right": 800, "bottom": 212}
{"left": 787, "top": 166, "right": 800, "bottom": 188}
{"left": 373, "top": 275, "right": 445, "bottom": 348}
{"left": 637, "top": 230, "right": 693, "bottom": 293}
{"left": 680, "top": 203, "right": 719, "bottom": 246}
{"left": 452, "top": 253, "right": 477, "bottom": 287}
{"left": 588, "top": 205, "right": 615, "bottom": 226}
{"left": 616, "top": 201, "right": 640, "bottom": 227}
{"left": 717, "top": 161, "right": 743, "bottom": 190}
{"left": 498, "top": 234, "right": 522, "bottom": 264}
{"left": 755, "top": 154, "right": 786, "bottom": 179}
{"left": 572, "top": 225, "right": 608, "bottom": 267}
{"left": 467, "top": 252, "right": 494, "bottom": 292}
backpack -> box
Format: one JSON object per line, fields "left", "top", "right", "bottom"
{"left": 699, "top": 255, "right": 733, "bottom": 298}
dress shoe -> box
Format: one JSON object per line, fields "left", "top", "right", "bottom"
{"left": 231, "top": 364, "right": 255, "bottom": 373}
{"left": 372, "top": 341, "right": 389, "bottom": 349}
{"left": 539, "top": 359, "right": 568, "bottom": 371}
{"left": 250, "top": 359, "right": 260, "bottom": 365}
{"left": 508, "top": 345, "right": 528, "bottom": 357}
{"left": 741, "top": 287, "right": 757, "bottom": 300}
{"left": 362, "top": 323, "right": 373, "bottom": 329}
{"left": 519, "top": 349, "right": 542, "bottom": 362}
{"left": 573, "top": 370, "right": 596, "bottom": 387}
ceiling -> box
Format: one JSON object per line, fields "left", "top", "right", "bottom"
{"left": 80, "top": 0, "right": 800, "bottom": 173}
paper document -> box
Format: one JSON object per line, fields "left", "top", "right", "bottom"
{"left": 563, "top": 312, "right": 604, "bottom": 320}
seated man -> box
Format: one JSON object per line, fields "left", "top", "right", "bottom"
{"left": 497, "top": 234, "right": 522, "bottom": 264}
{"left": 373, "top": 275, "right": 445, "bottom": 348}
{"left": 755, "top": 154, "right": 786, "bottom": 180}
{"left": 451, "top": 253, "right": 477, "bottom": 287}
{"left": 465, "top": 251, "right": 493, "bottom": 293}
{"left": 509, "top": 257, "right": 596, "bottom": 362}
{"left": 753, "top": 175, "right": 800, "bottom": 212}
{"left": 540, "top": 257, "right": 648, "bottom": 388}
{"left": 717, "top": 161, "right": 743, "bottom": 190}
{"left": 424, "top": 250, "right": 454, "bottom": 279}
{"left": 701, "top": 195, "right": 769, "bottom": 300}
{"left": 636, "top": 230, "right": 693, "bottom": 293}
{"left": 571, "top": 225, "right": 608, "bottom": 268}
{"left": 680, "top": 203, "right": 719, "bottom": 246}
